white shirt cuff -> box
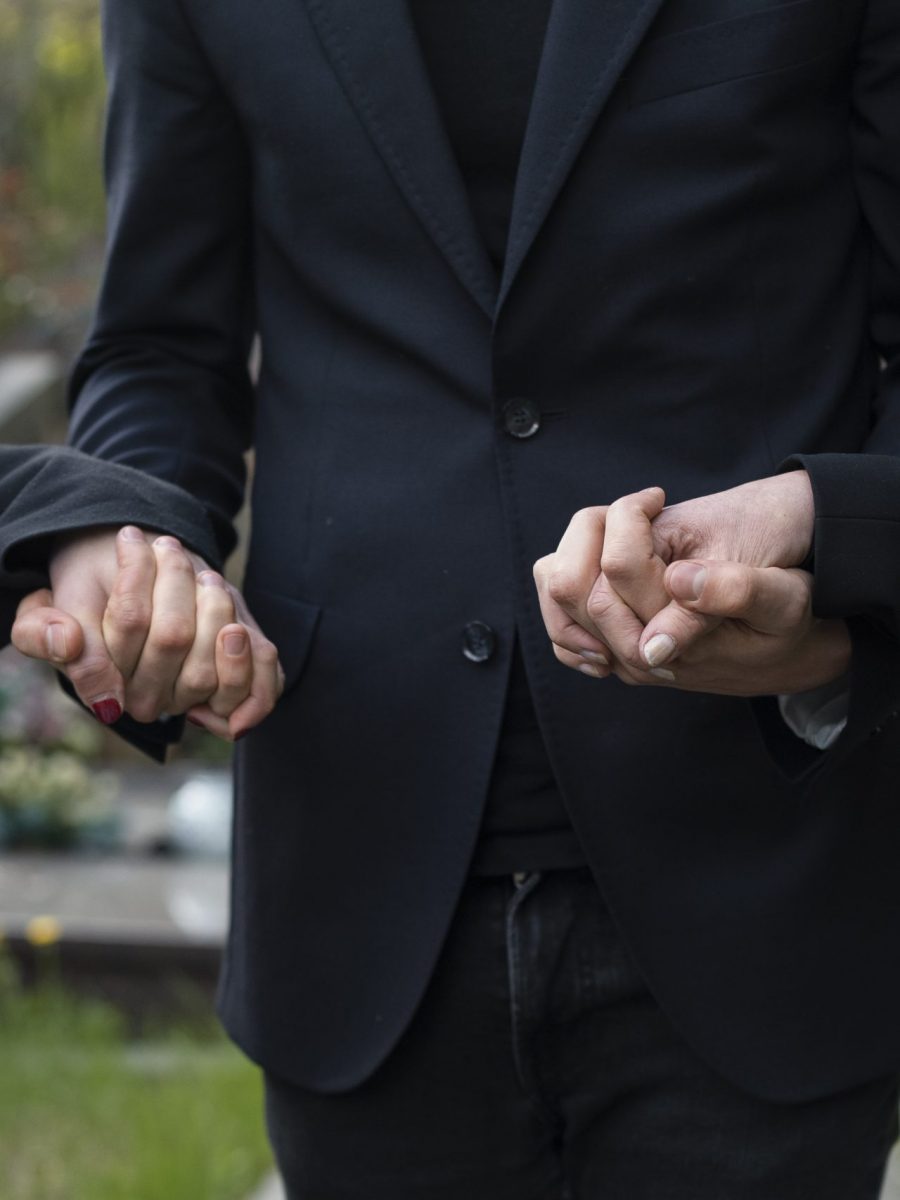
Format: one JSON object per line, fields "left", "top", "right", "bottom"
{"left": 778, "top": 676, "right": 849, "bottom": 751}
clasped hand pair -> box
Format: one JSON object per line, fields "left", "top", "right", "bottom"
{"left": 9, "top": 471, "right": 850, "bottom": 741}
{"left": 12, "top": 526, "right": 283, "bottom": 741}
{"left": 533, "top": 472, "right": 850, "bottom": 697}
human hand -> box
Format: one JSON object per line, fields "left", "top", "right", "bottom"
{"left": 11, "top": 526, "right": 284, "bottom": 741}
{"left": 629, "top": 560, "right": 849, "bottom": 695}
{"left": 533, "top": 474, "right": 848, "bottom": 695}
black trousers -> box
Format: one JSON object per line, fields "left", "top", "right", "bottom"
{"left": 264, "top": 867, "right": 900, "bottom": 1199}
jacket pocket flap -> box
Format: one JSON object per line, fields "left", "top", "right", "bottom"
{"left": 628, "top": 0, "right": 836, "bottom": 106}
{"left": 242, "top": 584, "right": 322, "bottom": 693}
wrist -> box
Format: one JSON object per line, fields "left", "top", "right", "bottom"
{"left": 773, "top": 469, "right": 815, "bottom": 567}
{"left": 780, "top": 618, "right": 851, "bottom": 694}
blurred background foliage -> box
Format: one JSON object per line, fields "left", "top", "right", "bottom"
{"left": 0, "top": 946, "right": 273, "bottom": 1200}
{"left": 0, "top": 0, "right": 105, "bottom": 338}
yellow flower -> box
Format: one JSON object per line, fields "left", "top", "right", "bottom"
{"left": 25, "top": 915, "right": 62, "bottom": 947}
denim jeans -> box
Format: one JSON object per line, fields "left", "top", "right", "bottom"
{"left": 264, "top": 867, "right": 900, "bottom": 1199}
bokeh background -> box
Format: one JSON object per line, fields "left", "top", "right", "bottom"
{"left": 0, "top": 3, "right": 275, "bottom": 1198}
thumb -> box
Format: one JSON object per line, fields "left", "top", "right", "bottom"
{"left": 11, "top": 589, "right": 86, "bottom": 664}
{"left": 637, "top": 561, "right": 722, "bottom": 668}
{"left": 51, "top": 580, "right": 127, "bottom": 727}
{"left": 666, "top": 559, "right": 812, "bottom": 634}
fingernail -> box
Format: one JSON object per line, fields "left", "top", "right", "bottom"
{"left": 650, "top": 667, "right": 676, "bottom": 682}
{"left": 119, "top": 526, "right": 145, "bottom": 542}
{"left": 91, "top": 698, "right": 122, "bottom": 725}
{"left": 186, "top": 716, "right": 207, "bottom": 730}
{"left": 225, "top": 632, "right": 246, "bottom": 657}
{"left": 643, "top": 633, "right": 676, "bottom": 667}
{"left": 198, "top": 571, "right": 225, "bottom": 588}
{"left": 154, "top": 535, "right": 181, "bottom": 550}
{"left": 579, "top": 649, "right": 609, "bottom": 665}
{"left": 45, "top": 623, "right": 67, "bottom": 661}
{"left": 669, "top": 562, "right": 707, "bottom": 602}
{"left": 578, "top": 663, "right": 604, "bottom": 679}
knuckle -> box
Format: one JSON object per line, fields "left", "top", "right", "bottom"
{"left": 178, "top": 666, "right": 218, "bottom": 698}
{"left": 253, "top": 638, "right": 279, "bottom": 667}
{"left": 533, "top": 554, "right": 552, "bottom": 582}
{"left": 197, "top": 583, "right": 235, "bottom": 616}
{"left": 155, "top": 541, "right": 193, "bottom": 572}
{"left": 546, "top": 570, "right": 583, "bottom": 609}
{"left": 585, "top": 590, "right": 616, "bottom": 628}
{"left": 67, "top": 655, "right": 114, "bottom": 695}
{"left": 781, "top": 593, "right": 808, "bottom": 632}
{"left": 599, "top": 548, "right": 634, "bottom": 583}
{"left": 106, "top": 593, "right": 152, "bottom": 634}
{"left": 150, "top": 617, "right": 195, "bottom": 654}
{"left": 571, "top": 505, "right": 604, "bottom": 530}
{"left": 718, "top": 572, "right": 755, "bottom": 617}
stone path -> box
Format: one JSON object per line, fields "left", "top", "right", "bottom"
{"left": 0, "top": 850, "right": 227, "bottom": 945}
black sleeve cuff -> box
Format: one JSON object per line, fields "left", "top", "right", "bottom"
{"left": 56, "top": 672, "right": 186, "bottom": 763}
{"left": 779, "top": 453, "right": 900, "bottom": 622}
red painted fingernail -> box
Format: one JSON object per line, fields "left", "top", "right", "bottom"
{"left": 91, "top": 699, "right": 122, "bottom": 725}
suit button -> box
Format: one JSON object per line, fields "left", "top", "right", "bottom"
{"left": 462, "top": 621, "right": 496, "bottom": 663}
{"left": 502, "top": 398, "right": 541, "bottom": 439}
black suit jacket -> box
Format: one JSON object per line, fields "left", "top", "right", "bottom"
{"left": 12, "top": 0, "right": 900, "bottom": 1101}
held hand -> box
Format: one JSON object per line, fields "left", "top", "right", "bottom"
{"left": 615, "top": 561, "right": 850, "bottom": 696}
{"left": 11, "top": 526, "right": 284, "bottom": 740}
{"left": 533, "top": 489, "right": 669, "bottom": 680}
{"left": 534, "top": 472, "right": 816, "bottom": 675}
{"left": 534, "top": 472, "right": 847, "bottom": 695}
{"left": 533, "top": 487, "right": 713, "bottom": 677}
{"left": 640, "top": 470, "right": 816, "bottom": 667}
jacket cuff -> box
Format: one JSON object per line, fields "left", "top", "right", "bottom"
{"left": 779, "top": 453, "right": 900, "bottom": 619}
{"left": 56, "top": 673, "right": 185, "bottom": 763}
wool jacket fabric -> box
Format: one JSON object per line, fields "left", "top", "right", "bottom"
{"left": 4, "top": 0, "right": 900, "bottom": 1103}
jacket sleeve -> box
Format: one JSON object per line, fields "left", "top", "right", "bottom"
{"left": 0, "top": 445, "right": 223, "bottom": 594}
{"left": 14, "top": 0, "right": 257, "bottom": 760}
{"left": 67, "top": 0, "right": 256, "bottom": 566}
{"left": 0, "top": 444, "right": 225, "bottom": 762}
{"left": 761, "top": 0, "right": 900, "bottom": 779}
{"left": 786, "top": 0, "right": 900, "bottom": 623}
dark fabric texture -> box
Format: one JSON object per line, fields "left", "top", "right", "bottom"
{"left": 472, "top": 639, "right": 585, "bottom": 875}
{"left": 409, "top": 0, "right": 554, "bottom": 275}
{"left": 264, "top": 869, "right": 900, "bottom": 1200}
{"left": 3, "top": 0, "right": 900, "bottom": 1103}
{"left": 409, "top": 0, "right": 583, "bottom": 876}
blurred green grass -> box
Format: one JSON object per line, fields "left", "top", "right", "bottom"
{"left": 0, "top": 952, "right": 274, "bottom": 1200}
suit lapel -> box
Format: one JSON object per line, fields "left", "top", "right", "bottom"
{"left": 302, "top": 0, "right": 499, "bottom": 318}
{"left": 498, "top": 0, "right": 669, "bottom": 310}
